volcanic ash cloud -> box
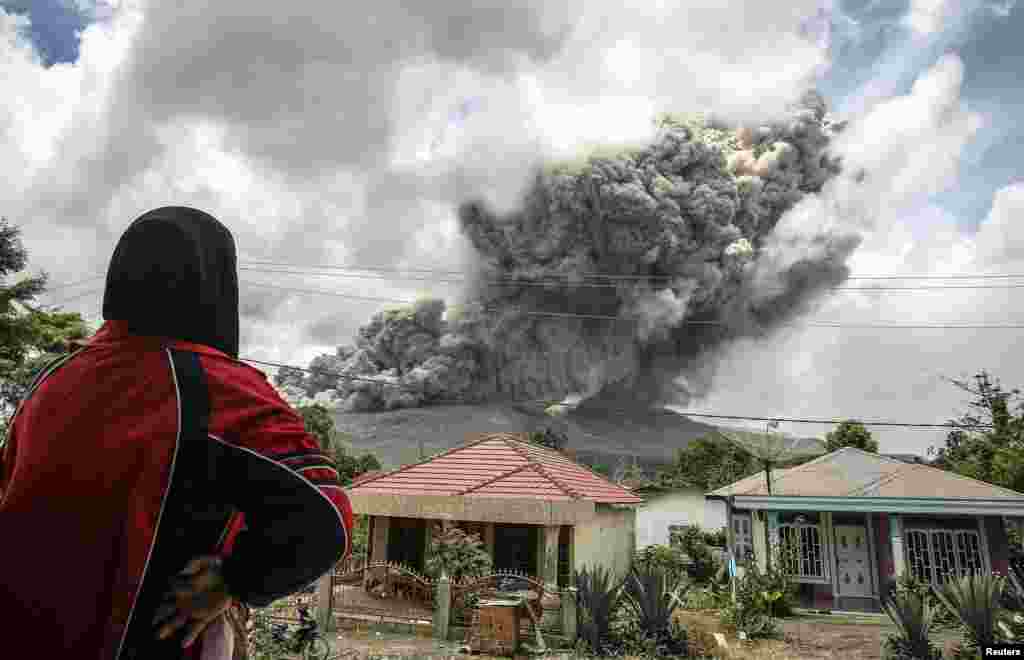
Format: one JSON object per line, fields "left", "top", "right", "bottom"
{"left": 291, "top": 92, "right": 863, "bottom": 412}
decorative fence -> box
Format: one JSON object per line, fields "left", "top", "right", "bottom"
{"left": 305, "top": 561, "right": 578, "bottom": 650}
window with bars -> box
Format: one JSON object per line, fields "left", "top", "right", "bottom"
{"left": 779, "top": 523, "right": 826, "bottom": 580}
{"left": 905, "top": 528, "right": 984, "bottom": 585}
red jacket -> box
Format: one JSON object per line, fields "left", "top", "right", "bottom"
{"left": 0, "top": 320, "right": 353, "bottom": 659}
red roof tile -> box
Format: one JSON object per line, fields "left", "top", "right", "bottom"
{"left": 349, "top": 432, "right": 643, "bottom": 504}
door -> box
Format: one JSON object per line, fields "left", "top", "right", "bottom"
{"left": 733, "top": 514, "right": 754, "bottom": 562}
{"left": 834, "top": 525, "right": 872, "bottom": 597}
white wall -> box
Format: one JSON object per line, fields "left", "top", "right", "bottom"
{"left": 574, "top": 505, "right": 636, "bottom": 579}
{"left": 635, "top": 490, "right": 728, "bottom": 549}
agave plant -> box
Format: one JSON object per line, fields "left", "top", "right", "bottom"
{"left": 622, "top": 562, "right": 690, "bottom": 636}
{"left": 881, "top": 589, "right": 943, "bottom": 660}
{"left": 933, "top": 573, "right": 1006, "bottom": 651}
{"left": 575, "top": 565, "right": 624, "bottom": 654}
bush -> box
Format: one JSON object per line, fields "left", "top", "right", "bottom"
{"left": 634, "top": 545, "right": 691, "bottom": 585}
{"left": 892, "top": 573, "right": 961, "bottom": 631}
{"left": 934, "top": 573, "right": 1007, "bottom": 653}
{"left": 702, "top": 527, "right": 728, "bottom": 548}
{"left": 622, "top": 563, "right": 689, "bottom": 640}
{"left": 575, "top": 565, "right": 624, "bottom": 656}
{"left": 668, "top": 524, "right": 722, "bottom": 583}
{"left": 424, "top": 524, "right": 491, "bottom": 581}
{"left": 718, "top": 548, "right": 797, "bottom": 640}
{"left": 881, "top": 588, "right": 943, "bottom": 660}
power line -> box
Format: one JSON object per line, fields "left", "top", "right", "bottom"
{"left": 240, "top": 356, "right": 992, "bottom": 430}
{"left": 239, "top": 280, "right": 1024, "bottom": 329}
{"left": 237, "top": 264, "right": 1024, "bottom": 292}
{"left": 239, "top": 259, "right": 1024, "bottom": 288}
{"left": 33, "top": 280, "right": 1024, "bottom": 330}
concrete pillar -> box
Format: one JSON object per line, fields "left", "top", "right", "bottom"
{"left": 541, "top": 525, "right": 561, "bottom": 587}
{"left": 752, "top": 512, "right": 768, "bottom": 573}
{"left": 370, "top": 516, "right": 390, "bottom": 563}
{"left": 561, "top": 586, "right": 577, "bottom": 644}
{"left": 890, "top": 514, "right": 905, "bottom": 579}
{"left": 316, "top": 572, "right": 335, "bottom": 632}
{"left": 433, "top": 574, "right": 451, "bottom": 640}
{"left": 484, "top": 522, "right": 496, "bottom": 562}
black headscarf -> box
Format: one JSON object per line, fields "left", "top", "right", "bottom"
{"left": 102, "top": 207, "right": 240, "bottom": 358}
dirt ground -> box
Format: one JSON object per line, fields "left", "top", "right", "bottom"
{"left": 677, "top": 609, "right": 964, "bottom": 660}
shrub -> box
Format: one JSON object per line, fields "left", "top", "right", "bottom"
{"left": 702, "top": 527, "right": 728, "bottom": 548}
{"left": 424, "top": 524, "right": 491, "bottom": 581}
{"left": 575, "top": 565, "right": 624, "bottom": 655}
{"left": 622, "top": 562, "right": 690, "bottom": 639}
{"left": 634, "top": 545, "right": 691, "bottom": 585}
{"left": 933, "top": 573, "right": 1007, "bottom": 654}
{"left": 892, "top": 573, "right": 961, "bottom": 631}
{"left": 668, "top": 524, "right": 721, "bottom": 583}
{"left": 881, "top": 588, "right": 943, "bottom": 660}
{"left": 718, "top": 547, "right": 797, "bottom": 640}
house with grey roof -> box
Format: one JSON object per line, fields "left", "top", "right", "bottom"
{"left": 707, "top": 447, "right": 1024, "bottom": 613}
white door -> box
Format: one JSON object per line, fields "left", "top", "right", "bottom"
{"left": 834, "top": 525, "right": 872, "bottom": 597}
{"left": 733, "top": 514, "right": 754, "bottom": 562}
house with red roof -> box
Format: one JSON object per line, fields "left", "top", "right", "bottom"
{"left": 346, "top": 432, "right": 643, "bottom": 587}
{"left": 708, "top": 447, "right": 1024, "bottom": 613}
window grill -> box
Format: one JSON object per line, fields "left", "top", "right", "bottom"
{"left": 779, "top": 523, "right": 826, "bottom": 580}
{"left": 904, "top": 528, "right": 983, "bottom": 585}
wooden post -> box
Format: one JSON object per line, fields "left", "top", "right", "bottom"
{"left": 316, "top": 571, "right": 335, "bottom": 632}
{"left": 433, "top": 574, "right": 451, "bottom": 641}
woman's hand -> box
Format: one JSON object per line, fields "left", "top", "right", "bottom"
{"left": 153, "top": 556, "right": 234, "bottom": 647}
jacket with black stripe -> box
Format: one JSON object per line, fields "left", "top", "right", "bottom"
{"left": 0, "top": 207, "right": 353, "bottom": 659}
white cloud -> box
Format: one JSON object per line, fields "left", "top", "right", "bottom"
{"left": 903, "top": 0, "right": 959, "bottom": 37}
{"left": 972, "top": 182, "right": 1024, "bottom": 265}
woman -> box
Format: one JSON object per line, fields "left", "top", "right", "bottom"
{"left": 0, "top": 207, "right": 352, "bottom": 659}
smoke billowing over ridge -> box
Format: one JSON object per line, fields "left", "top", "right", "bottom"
{"left": 281, "top": 92, "right": 863, "bottom": 412}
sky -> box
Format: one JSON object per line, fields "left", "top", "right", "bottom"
{"left": 2, "top": 0, "right": 1023, "bottom": 455}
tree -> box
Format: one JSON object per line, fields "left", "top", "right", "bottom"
{"left": 930, "top": 371, "right": 1024, "bottom": 492}
{"left": 824, "top": 420, "right": 878, "bottom": 453}
{"left": 0, "top": 218, "right": 89, "bottom": 433}
{"left": 658, "top": 434, "right": 760, "bottom": 492}
{"left": 296, "top": 403, "right": 381, "bottom": 486}
{"left": 424, "top": 524, "right": 492, "bottom": 581}
{"left": 527, "top": 426, "right": 568, "bottom": 452}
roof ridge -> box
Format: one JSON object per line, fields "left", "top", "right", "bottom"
{"left": 846, "top": 466, "right": 909, "bottom": 496}
{"left": 530, "top": 462, "right": 580, "bottom": 499}
{"left": 348, "top": 434, "right": 493, "bottom": 489}
{"left": 459, "top": 462, "right": 536, "bottom": 495}
{"left": 504, "top": 437, "right": 581, "bottom": 499}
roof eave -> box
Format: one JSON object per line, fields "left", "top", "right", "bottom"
{"left": 730, "top": 495, "right": 1024, "bottom": 516}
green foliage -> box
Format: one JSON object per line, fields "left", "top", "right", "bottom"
{"left": 350, "top": 515, "right": 369, "bottom": 557}
{"left": 0, "top": 218, "right": 89, "bottom": 434}
{"left": 658, "top": 434, "right": 760, "bottom": 492}
{"left": 720, "top": 547, "right": 797, "bottom": 639}
{"left": 527, "top": 427, "right": 568, "bottom": 452}
{"left": 621, "top": 562, "right": 690, "bottom": 649}
{"left": 933, "top": 573, "right": 1007, "bottom": 652}
{"left": 881, "top": 588, "right": 943, "bottom": 660}
{"left": 825, "top": 420, "right": 878, "bottom": 453}
{"left": 295, "top": 404, "right": 381, "bottom": 486}
{"left": 634, "top": 545, "right": 691, "bottom": 586}
{"left": 892, "top": 573, "right": 961, "bottom": 631}
{"left": 668, "top": 524, "right": 722, "bottom": 583}
{"left": 247, "top": 611, "right": 292, "bottom": 660}
{"left": 931, "top": 371, "right": 1024, "bottom": 492}
{"left": 424, "top": 524, "right": 491, "bottom": 582}
{"left": 575, "top": 565, "right": 624, "bottom": 655}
